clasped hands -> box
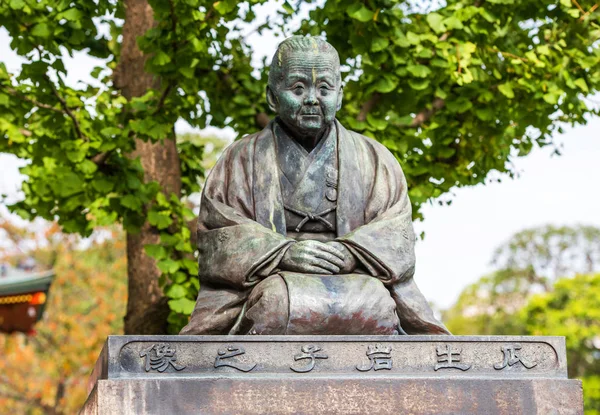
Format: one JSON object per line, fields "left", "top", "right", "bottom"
{"left": 280, "top": 240, "right": 357, "bottom": 274}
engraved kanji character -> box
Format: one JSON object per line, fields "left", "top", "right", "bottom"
{"left": 140, "top": 343, "right": 186, "bottom": 373}
{"left": 356, "top": 344, "right": 392, "bottom": 372}
{"left": 214, "top": 345, "right": 257, "bottom": 372}
{"left": 494, "top": 344, "right": 537, "bottom": 370}
{"left": 434, "top": 344, "right": 471, "bottom": 371}
{"left": 290, "top": 344, "right": 328, "bottom": 373}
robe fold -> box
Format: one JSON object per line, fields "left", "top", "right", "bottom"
{"left": 181, "top": 120, "right": 450, "bottom": 335}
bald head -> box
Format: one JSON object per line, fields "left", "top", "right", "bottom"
{"left": 268, "top": 36, "right": 341, "bottom": 90}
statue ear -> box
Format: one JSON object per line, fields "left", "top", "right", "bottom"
{"left": 336, "top": 86, "right": 344, "bottom": 111}
{"left": 266, "top": 86, "right": 278, "bottom": 113}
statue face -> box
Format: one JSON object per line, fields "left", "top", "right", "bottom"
{"left": 269, "top": 53, "right": 342, "bottom": 136}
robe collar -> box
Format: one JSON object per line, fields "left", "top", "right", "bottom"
{"left": 252, "top": 119, "right": 365, "bottom": 237}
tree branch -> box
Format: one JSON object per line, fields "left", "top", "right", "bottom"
{"left": 439, "top": 32, "right": 451, "bottom": 42}
{"left": 579, "top": 3, "right": 598, "bottom": 21}
{"left": 153, "top": 82, "right": 174, "bottom": 115}
{"left": 53, "top": 376, "right": 66, "bottom": 410}
{"left": 571, "top": 0, "right": 586, "bottom": 14}
{"left": 43, "top": 75, "right": 85, "bottom": 140}
{"left": 409, "top": 97, "right": 446, "bottom": 128}
{"left": 1, "top": 86, "right": 63, "bottom": 114}
{"left": 90, "top": 151, "right": 112, "bottom": 165}
{"left": 357, "top": 92, "right": 381, "bottom": 122}
{"left": 490, "top": 47, "right": 529, "bottom": 63}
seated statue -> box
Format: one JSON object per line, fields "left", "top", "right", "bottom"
{"left": 181, "top": 36, "right": 449, "bottom": 336}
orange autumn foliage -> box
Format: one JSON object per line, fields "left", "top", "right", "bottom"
{"left": 0, "top": 219, "right": 126, "bottom": 414}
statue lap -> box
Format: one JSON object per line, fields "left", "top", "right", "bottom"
{"left": 239, "top": 273, "right": 400, "bottom": 335}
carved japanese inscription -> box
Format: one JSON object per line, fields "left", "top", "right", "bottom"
{"left": 434, "top": 344, "right": 471, "bottom": 371}
{"left": 290, "top": 345, "right": 328, "bottom": 373}
{"left": 494, "top": 344, "right": 537, "bottom": 370}
{"left": 139, "top": 343, "right": 186, "bottom": 373}
{"left": 120, "top": 338, "right": 560, "bottom": 377}
{"left": 356, "top": 344, "right": 393, "bottom": 372}
{"left": 214, "top": 345, "right": 257, "bottom": 372}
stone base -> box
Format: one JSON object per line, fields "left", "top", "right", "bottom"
{"left": 83, "top": 377, "right": 582, "bottom": 415}
{"left": 81, "top": 335, "right": 584, "bottom": 415}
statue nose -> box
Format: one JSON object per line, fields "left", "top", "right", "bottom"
{"left": 304, "top": 89, "right": 318, "bottom": 105}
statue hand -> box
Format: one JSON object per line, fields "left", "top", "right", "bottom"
{"left": 280, "top": 240, "right": 346, "bottom": 274}
{"left": 326, "top": 241, "right": 358, "bottom": 274}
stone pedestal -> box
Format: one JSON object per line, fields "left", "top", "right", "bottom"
{"left": 81, "top": 335, "right": 583, "bottom": 415}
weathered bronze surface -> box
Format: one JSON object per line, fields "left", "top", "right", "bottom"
{"left": 181, "top": 35, "right": 448, "bottom": 336}
{"left": 81, "top": 335, "right": 584, "bottom": 414}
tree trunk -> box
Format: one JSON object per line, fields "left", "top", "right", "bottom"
{"left": 114, "top": 0, "right": 182, "bottom": 334}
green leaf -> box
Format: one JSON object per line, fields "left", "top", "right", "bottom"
{"left": 406, "top": 31, "right": 420, "bottom": 45}
{"left": 408, "top": 78, "right": 430, "bottom": 90}
{"left": 100, "top": 127, "right": 121, "bottom": 137}
{"left": 282, "top": 1, "right": 294, "bottom": 14}
{"left": 480, "top": 9, "right": 497, "bottom": 23}
{"left": 179, "top": 67, "right": 194, "bottom": 79}
{"left": 168, "top": 297, "right": 196, "bottom": 314}
{"left": 435, "top": 88, "right": 448, "bottom": 99}
{"left": 371, "top": 37, "right": 389, "bottom": 53}
{"left": 148, "top": 210, "right": 172, "bottom": 229}
{"left": 373, "top": 75, "right": 398, "bottom": 93}
{"left": 157, "top": 258, "right": 180, "bottom": 274}
{"left": 543, "top": 92, "right": 561, "bottom": 105}
{"left": 446, "top": 97, "right": 473, "bottom": 113}
{"left": 31, "top": 23, "right": 51, "bottom": 39}
{"left": 426, "top": 13, "right": 446, "bottom": 34}
{"left": 153, "top": 51, "right": 171, "bottom": 66}
{"left": 57, "top": 172, "right": 84, "bottom": 197}
{"left": 475, "top": 108, "right": 494, "bottom": 121}
{"left": 182, "top": 258, "right": 199, "bottom": 274}
{"left": 366, "top": 113, "right": 387, "bottom": 130}
{"left": 407, "top": 64, "right": 432, "bottom": 78}
{"left": 79, "top": 160, "right": 98, "bottom": 175}
{"left": 498, "top": 83, "right": 515, "bottom": 99}
{"left": 92, "top": 178, "right": 114, "bottom": 193}
{"left": 9, "top": 0, "right": 25, "bottom": 9}
{"left": 58, "top": 8, "right": 84, "bottom": 21}
{"left": 144, "top": 244, "right": 167, "bottom": 260}
{"left": 165, "top": 284, "right": 188, "bottom": 299}
{"left": 574, "top": 78, "right": 589, "bottom": 93}
{"left": 347, "top": 3, "right": 374, "bottom": 22}
{"left": 120, "top": 194, "right": 142, "bottom": 211}
{"left": 443, "top": 16, "right": 464, "bottom": 30}
{"left": 213, "top": 0, "right": 237, "bottom": 14}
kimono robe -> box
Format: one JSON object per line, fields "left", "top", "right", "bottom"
{"left": 180, "top": 119, "right": 450, "bottom": 336}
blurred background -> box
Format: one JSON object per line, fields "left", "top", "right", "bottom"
{"left": 1, "top": 0, "right": 599, "bottom": 413}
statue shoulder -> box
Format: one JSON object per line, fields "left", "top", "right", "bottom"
{"left": 218, "top": 127, "right": 271, "bottom": 162}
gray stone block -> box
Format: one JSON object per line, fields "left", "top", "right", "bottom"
{"left": 81, "top": 335, "right": 583, "bottom": 414}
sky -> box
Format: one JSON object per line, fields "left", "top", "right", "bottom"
{"left": 1, "top": 4, "right": 599, "bottom": 309}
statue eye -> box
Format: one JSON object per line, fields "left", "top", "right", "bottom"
{"left": 292, "top": 84, "right": 304, "bottom": 95}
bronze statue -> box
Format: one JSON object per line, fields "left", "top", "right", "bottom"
{"left": 181, "top": 36, "right": 449, "bottom": 336}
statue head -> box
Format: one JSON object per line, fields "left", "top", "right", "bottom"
{"left": 267, "top": 36, "right": 343, "bottom": 138}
